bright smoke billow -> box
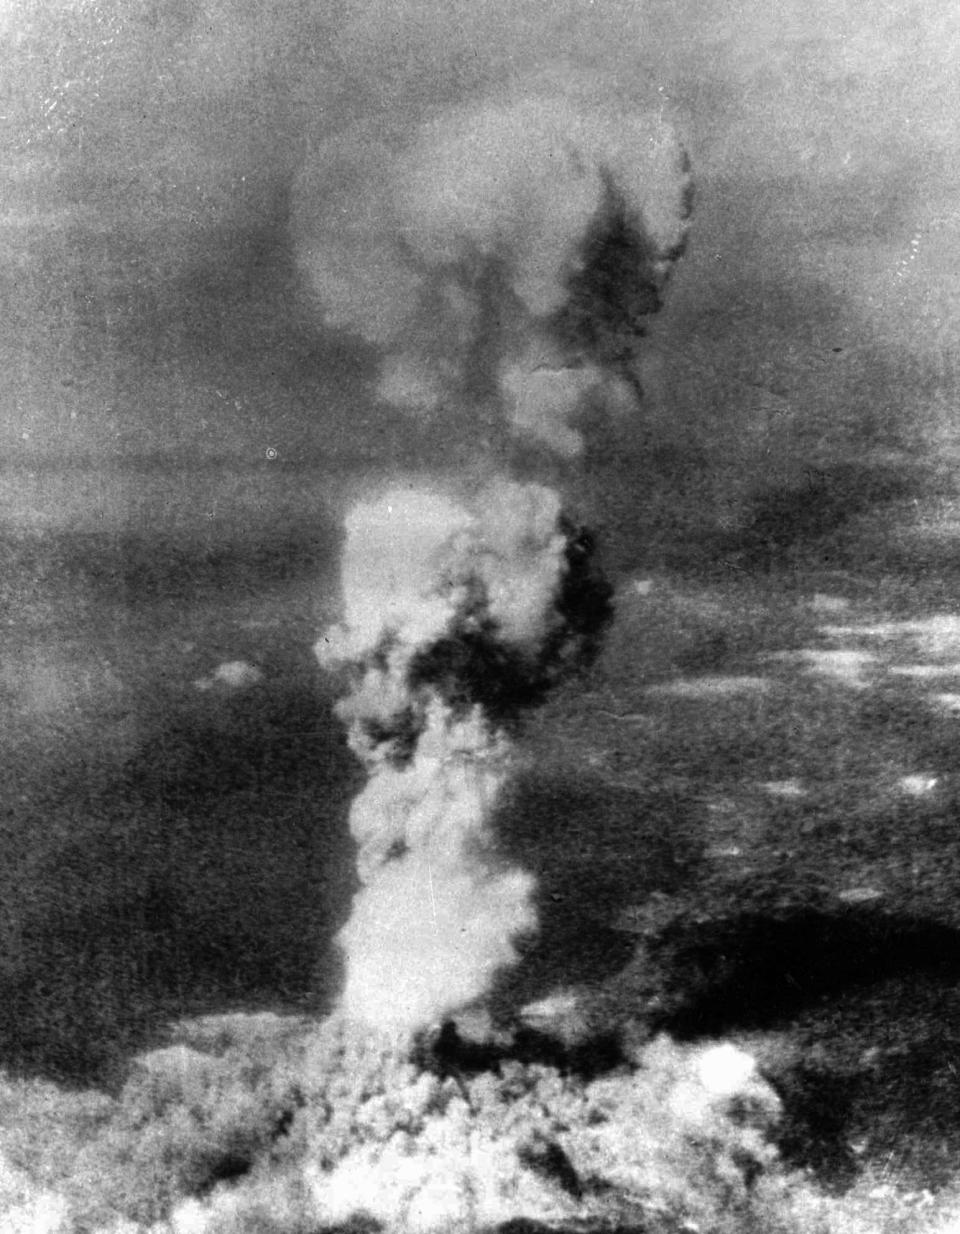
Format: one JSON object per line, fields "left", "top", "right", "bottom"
{"left": 319, "top": 479, "right": 612, "bottom": 1035}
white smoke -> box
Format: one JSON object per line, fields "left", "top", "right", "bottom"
{"left": 158, "top": 1026, "right": 783, "bottom": 1234}
{"left": 319, "top": 480, "right": 588, "bottom": 1036}
{"left": 293, "top": 89, "right": 691, "bottom": 458}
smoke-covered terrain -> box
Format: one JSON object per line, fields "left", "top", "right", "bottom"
{"left": 5, "top": 1, "right": 960, "bottom": 1231}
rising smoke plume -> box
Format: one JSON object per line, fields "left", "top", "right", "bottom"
{"left": 283, "top": 61, "right": 701, "bottom": 1234}
{"left": 312, "top": 86, "right": 690, "bottom": 1046}
{"left": 318, "top": 480, "right": 613, "bottom": 1036}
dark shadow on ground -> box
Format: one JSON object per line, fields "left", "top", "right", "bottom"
{"left": 715, "top": 461, "right": 923, "bottom": 573}
{"left": 647, "top": 908, "right": 960, "bottom": 1036}
{"left": 639, "top": 907, "right": 960, "bottom": 1190}
{"left": 594, "top": 452, "right": 932, "bottom": 580}
{"left": 770, "top": 984, "right": 960, "bottom": 1192}
{"left": 490, "top": 772, "right": 701, "bottom": 1013}
{"left": 0, "top": 509, "right": 359, "bottom": 1084}
{"left": 0, "top": 662, "right": 360, "bottom": 1086}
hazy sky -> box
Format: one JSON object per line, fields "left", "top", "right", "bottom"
{"left": 2, "top": 0, "right": 960, "bottom": 524}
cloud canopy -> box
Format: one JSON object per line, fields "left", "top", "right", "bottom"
{"left": 1, "top": 0, "right": 959, "bottom": 509}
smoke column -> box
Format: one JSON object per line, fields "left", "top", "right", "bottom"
{"left": 307, "top": 88, "right": 691, "bottom": 1042}
{"left": 161, "top": 67, "right": 788, "bottom": 1234}
{"left": 319, "top": 479, "right": 613, "bottom": 1036}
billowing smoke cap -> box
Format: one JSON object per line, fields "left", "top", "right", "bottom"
{"left": 292, "top": 91, "right": 691, "bottom": 456}
{"left": 318, "top": 480, "right": 613, "bottom": 752}
{"left": 393, "top": 97, "right": 606, "bottom": 316}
